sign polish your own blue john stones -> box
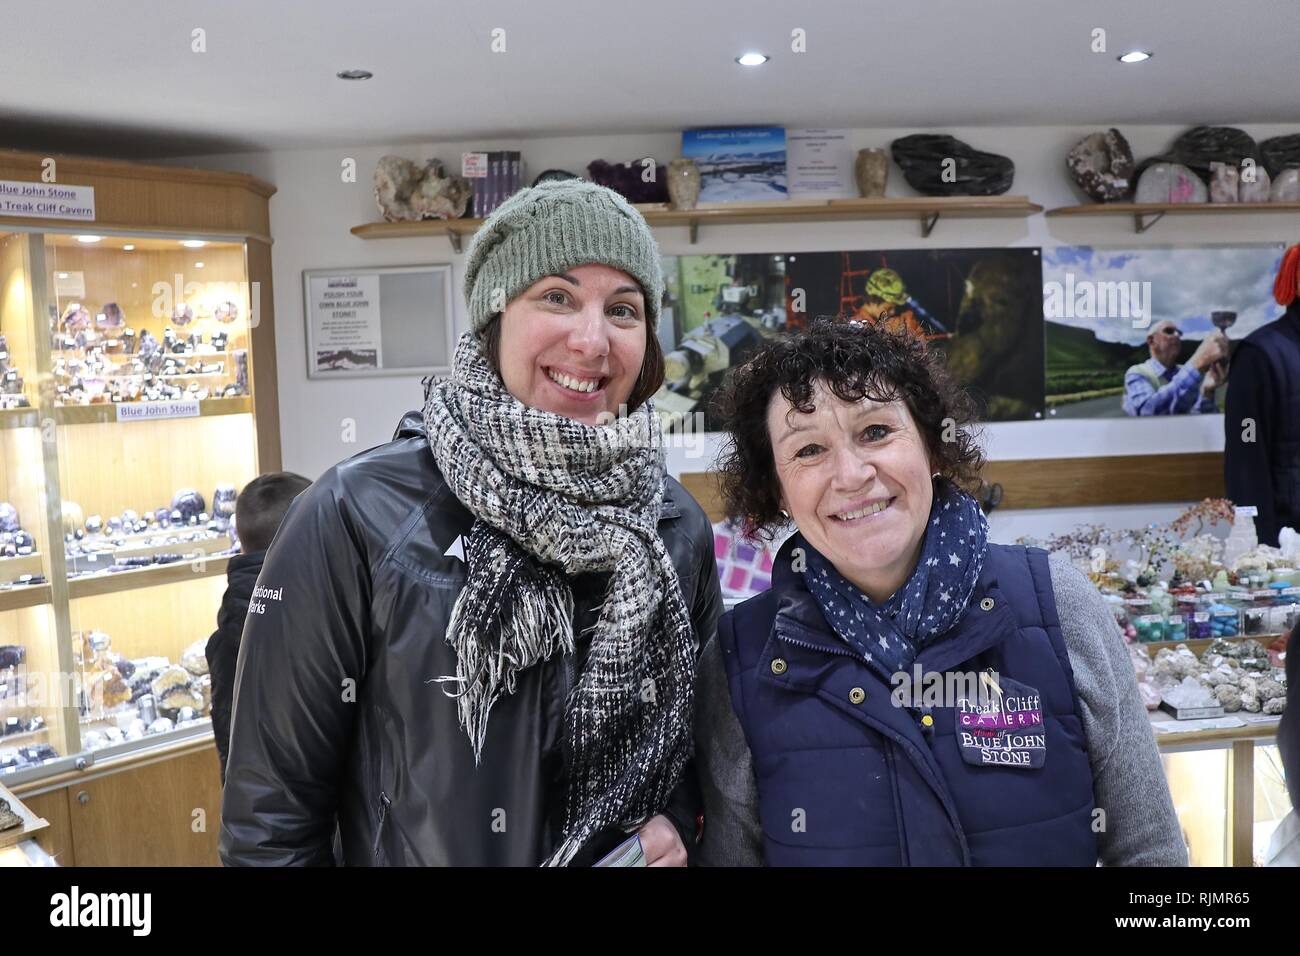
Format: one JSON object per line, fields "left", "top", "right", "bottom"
{"left": 956, "top": 677, "right": 1046, "bottom": 768}
{"left": 0, "top": 179, "right": 96, "bottom": 221}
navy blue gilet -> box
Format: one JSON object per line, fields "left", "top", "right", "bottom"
{"left": 717, "top": 537, "right": 1099, "bottom": 866}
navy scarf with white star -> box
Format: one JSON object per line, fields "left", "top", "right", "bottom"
{"left": 800, "top": 477, "right": 989, "bottom": 683}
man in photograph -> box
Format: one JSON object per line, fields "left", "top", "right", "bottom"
{"left": 1122, "top": 319, "right": 1228, "bottom": 416}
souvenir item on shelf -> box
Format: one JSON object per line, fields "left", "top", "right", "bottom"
{"left": 147, "top": 717, "right": 174, "bottom": 735}
{"left": 212, "top": 483, "right": 237, "bottom": 521}
{"left": 1169, "top": 125, "right": 1261, "bottom": 183}
{"left": 150, "top": 664, "right": 191, "bottom": 699}
{"left": 1259, "top": 133, "right": 1300, "bottom": 178}
{"left": 0, "top": 502, "right": 18, "bottom": 534}
{"left": 1239, "top": 166, "right": 1272, "bottom": 202}
{"left": 1209, "top": 162, "right": 1240, "bottom": 203}
{"left": 890, "top": 133, "right": 1014, "bottom": 196}
{"left": 213, "top": 301, "right": 239, "bottom": 324}
{"left": 0, "top": 646, "right": 26, "bottom": 669}
{"left": 171, "top": 489, "right": 205, "bottom": 522}
{"left": 136, "top": 694, "right": 158, "bottom": 726}
{"left": 1065, "top": 128, "right": 1134, "bottom": 202}
{"left": 853, "top": 148, "right": 889, "bottom": 198}
{"left": 171, "top": 305, "right": 194, "bottom": 327}
{"left": 586, "top": 159, "right": 669, "bottom": 205}
{"left": 1271, "top": 168, "right": 1300, "bottom": 201}
{"left": 666, "top": 159, "right": 701, "bottom": 210}
{"left": 1134, "top": 162, "right": 1208, "bottom": 203}
{"left": 0, "top": 333, "right": 9, "bottom": 372}
{"left": 60, "top": 303, "right": 91, "bottom": 333}
{"left": 97, "top": 302, "right": 125, "bottom": 328}
{"left": 0, "top": 797, "right": 22, "bottom": 831}
{"left": 233, "top": 349, "right": 249, "bottom": 394}
{"left": 373, "top": 155, "right": 474, "bottom": 222}
{"left": 180, "top": 639, "right": 208, "bottom": 677}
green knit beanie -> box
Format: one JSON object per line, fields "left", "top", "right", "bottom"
{"left": 462, "top": 178, "right": 664, "bottom": 333}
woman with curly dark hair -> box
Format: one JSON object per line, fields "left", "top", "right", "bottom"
{"left": 695, "top": 320, "right": 1185, "bottom": 867}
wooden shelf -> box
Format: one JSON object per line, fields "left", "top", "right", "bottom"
{"left": 53, "top": 395, "right": 252, "bottom": 426}
{"left": 0, "top": 726, "right": 50, "bottom": 749}
{"left": 68, "top": 553, "right": 229, "bottom": 600}
{"left": 1151, "top": 713, "right": 1280, "bottom": 748}
{"left": 0, "top": 583, "right": 51, "bottom": 613}
{"left": 1047, "top": 200, "right": 1300, "bottom": 234}
{"left": 1136, "top": 632, "right": 1286, "bottom": 656}
{"left": 0, "top": 552, "right": 45, "bottom": 582}
{"left": 353, "top": 195, "right": 1045, "bottom": 248}
{"left": 0, "top": 407, "right": 38, "bottom": 431}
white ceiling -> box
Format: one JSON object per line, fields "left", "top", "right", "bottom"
{"left": 2, "top": 0, "right": 1297, "bottom": 159}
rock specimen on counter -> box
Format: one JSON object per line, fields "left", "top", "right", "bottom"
{"left": 1066, "top": 128, "right": 1134, "bottom": 201}
{"left": 890, "top": 134, "right": 1014, "bottom": 196}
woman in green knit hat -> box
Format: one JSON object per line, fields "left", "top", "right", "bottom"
{"left": 220, "top": 179, "right": 721, "bottom": 867}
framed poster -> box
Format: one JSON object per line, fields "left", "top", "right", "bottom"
{"left": 653, "top": 247, "right": 1045, "bottom": 431}
{"left": 303, "top": 264, "right": 455, "bottom": 378}
{"left": 1041, "top": 244, "right": 1284, "bottom": 418}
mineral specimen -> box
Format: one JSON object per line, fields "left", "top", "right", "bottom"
{"left": 1257, "top": 133, "right": 1300, "bottom": 178}
{"left": 1135, "top": 163, "right": 1208, "bottom": 203}
{"left": 891, "top": 134, "right": 1014, "bottom": 196}
{"left": 374, "top": 156, "right": 473, "bottom": 222}
{"left": 1162, "top": 676, "right": 1219, "bottom": 710}
{"left": 1066, "top": 129, "right": 1135, "bottom": 201}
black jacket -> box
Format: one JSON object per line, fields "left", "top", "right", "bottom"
{"left": 1225, "top": 302, "right": 1300, "bottom": 546}
{"left": 219, "top": 412, "right": 721, "bottom": 865}
{"left": 205, "top": 550, "right": 266, "bottom": 784}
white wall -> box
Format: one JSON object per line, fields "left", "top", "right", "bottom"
{"left": 169, "top": 122, "right": 1300, "bottom": 542}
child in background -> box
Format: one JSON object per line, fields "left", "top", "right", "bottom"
{"left": 206, "top": 472, "right": 311, "bottom": 783}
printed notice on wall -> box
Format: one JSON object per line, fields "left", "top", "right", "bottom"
{"left": 307, "top": 273, "right": 383, "bottom": 373}
{"left": 0, "top": 179, "right": 96, "bottom": 221}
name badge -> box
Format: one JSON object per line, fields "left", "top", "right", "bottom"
{"left": 955, "top": 676, "right": 1046, "bottom": 770}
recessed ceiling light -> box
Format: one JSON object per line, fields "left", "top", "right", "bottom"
{"left": 76, "top": 235, "right": 101, "bottom": 243}
{"left": 1118, "top": 50, "right": 1152, "bottom": 63}
{"left": 337, "top": 69, "right": 373, "bottom": 81}
{"left": 123, "top": 244, "right": 135, "bottom": 251}
{"left": 182, "top": 240, "right": 205, "bottom": 248}
{"left": 736, "top": 53, "right": 768, "bottom": 67}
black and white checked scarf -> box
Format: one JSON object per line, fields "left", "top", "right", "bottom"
{"left": 422, "top": 331, "right": 695, "bottom": 867}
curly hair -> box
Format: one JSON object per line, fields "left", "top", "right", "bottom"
{"left": 713, "top": 319, "right": 985, "bottom": 540}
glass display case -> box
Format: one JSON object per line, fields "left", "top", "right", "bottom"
{"left": 1, "top": 228, "right": 264, "bottom": 783}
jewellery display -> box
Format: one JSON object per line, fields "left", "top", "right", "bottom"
{"left": 62, "top": 484, "right": 239, "bottom": 581}
{"left": 67, "top": 627, "right": 213, "bottom": 756}
{"left": 0, "top": 333, "right": 29, "bottom": 409}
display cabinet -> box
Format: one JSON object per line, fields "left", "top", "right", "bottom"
{"left": 0, "top": 150, "right": 278, "bottom": 842}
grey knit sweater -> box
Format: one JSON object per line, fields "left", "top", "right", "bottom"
{"left": 694, "top": 550, "right": 1189, "bottom": 866}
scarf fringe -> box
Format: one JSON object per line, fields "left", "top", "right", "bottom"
{"left": 442, "top": 571, "right": 576, "bottom": 764}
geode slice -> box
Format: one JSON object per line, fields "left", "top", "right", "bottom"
{"left": 1135, "top": 163, "right": 1207, "bottom": 203}
{"left": 1258, "top": 133, "right": 1300, "bottom": 178}
{"left": 374, "top": 155, "right": 473, "bottom": 222}
{"left": 1171, "top": 126, "right": 1261, "bottom": 183}
{"left": 1066, "top": 129, "right": 1135, "bottom": 201}
{"left": 1271, "top": 168, "right": 1300, "bottom": 201}
{"left": 890, "top": 134, "right": 1014, "bottom": 196}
